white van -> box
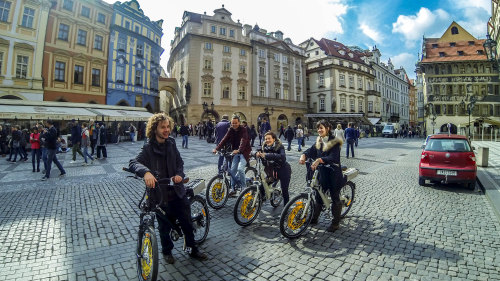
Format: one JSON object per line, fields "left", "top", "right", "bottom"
{"left": 382, "top": 124, "right": 396, "bottom": 138}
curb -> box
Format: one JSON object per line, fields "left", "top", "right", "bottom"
{"left": 477, "top": 167, "right": 500, "bottom": 220}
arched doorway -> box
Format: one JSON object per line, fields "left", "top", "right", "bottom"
{"left": 117, "top": 99, "right": 130, "bottom": 106}
{"left": 277, "top": 114, "right": 288, "bottom": 131}
{"left": 0, "top": 95, "right": 23, "bottom": 100}
{"left": 233, "top": 112, "right": 247, "bottom": 122}
{"left": 440, "top": 123, "right": 457, "bottom": 134}
{"left": 145, "top": 103, "right": 153, "bottom": 113}
{"left": 257, "top": 113, "right": 268, "bottom": 132}
{"left": 201, "top": 110, "right": 220, "bottom": 123}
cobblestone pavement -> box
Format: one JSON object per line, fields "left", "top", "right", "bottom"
{"left": 0, "top": 136, "right": 499, "bottom": 281}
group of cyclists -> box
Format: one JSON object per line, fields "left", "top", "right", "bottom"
{"left": 128, "top": 112, "right": 346, "bottom": 263}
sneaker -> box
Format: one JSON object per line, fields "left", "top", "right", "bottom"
{"left": 70, "top": 160, "right": 76, "bottom": 164}
{"left": 59, "top": 172, "right": 66, "bottom": 177}
{"left": 228, "top": 190, "right": 237, "bottom": 197}
{"left": 32, "top": 169, "right": 36, "bottom": 172}
{"left": 327, "top": 223, "right": 340, "bottom": 232}
{"left": 163, "top": 253, "right": 175, "bottom": 264}
{"left": 41, "top": 170, "right": 46, "bottom": 174}
{"left": 41, "top": 176, "right": 48, "bottom": 181}
{"left": 37, "top": 168, "right": 40, "bottom": 172}
{"left": 91, "top": 159, "right": 94, "bottom": 164}
{"left": 189, "top": 251, "right": 208, "bottom": 261}
{"left": 82, "top": 163, "right": 88, "bottom": 166}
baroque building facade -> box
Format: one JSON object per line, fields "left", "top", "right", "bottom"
{"left": 0, "top": 0, "right": 51, "bottom": 101}
{"left": 167, "top": 5, "right": 306, "bottom": 128}
{"left": 300, "top": 38, "right": 375, "bottom": 126}
{"left": 106, "top": 0, "right": 163, "bottom": 112}
{"left": 417, "top": 22, "right": 500, "bottom": 137}
{"left": 42, "top": 0, "right": 112, "bottom": 104}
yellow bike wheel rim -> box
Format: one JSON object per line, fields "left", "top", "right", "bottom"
{"left": 140, "top": 233, "right": 153, "bottom": 278}
{"left": 211, "top": 182, "right": 224, "bottom": 203}
{"left": 287, "top": 201, "right": 306, "bottom": 230}
{"left": 240, "top": 191, "right": 256, "bottom": 219}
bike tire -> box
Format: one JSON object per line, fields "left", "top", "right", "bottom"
{"left": 190, "top": 195, "right": 210, "bottom": 244}
{"left": 136, "top": 226, "right": 158, "bottom": 281}
{"left": 245, "top": 167, "right": 258, "bottom": 182}
{"left": 340, "top": 181, "right": 355, "bottom": 218}
{"left": 205, "top": 174, "right": 229, "bottom": 209}
{"left": 270, "top": 182, "right": 283, "bottom": 208}
{"left": 233, "top": 185, "right": 262, "bottom": 226}
{"left": 279, "top": 193, "right": 313, "bottom": 239}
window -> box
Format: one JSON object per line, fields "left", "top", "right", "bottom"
{"left": 240, "top": 49, "right": 246, "bottom": 56}
{"left": 275, "top": 87, "right": 280, "bottom": 99}
{"left": 55, "top": 61, "right": 65, "bottom": 81}
{"left": 432, "top": 43, "right": 438, "bottom": 48}
{"left": 358, "top": 78, "right": 362, "bottom": 89}
{"left": 284, "top": 89, "right": 289, "bottom": 100}
{"left": 274, "top": 70, "right": 279, "bottom": 79}
{"left": 368, "top": 101, "right": 373, "bottom": 112}
{"left": 296, "top": 91, "right": 300, "bottom": 101}
{"left": 296, "top": 75, "right": 300, "bottom": 83}
{"left": 439, "top": 52, "right": 445, "bottom": 57}
{"left": 0, "top": 0, "right": 10, "bottom": 22}
{"left": 116, "top": 65, "right": 124, "bottom": 82}
{"left": 204, "top": 59, "right": 212, "bottom": 70}
{"left": 91, "top": 68, "right": 100, "bottom": 86}
{"left": 62, "top": 0, "right": 73, "bottom": 11}
{"left": 339, "top": 74, "right": 345, "bottom": 86}
{"left": 74, "top": 65, "right": 84, "bottom": 84}
{"left": 223, "top": 62, "right": 231, "bottom": 71}
{"left": 77, "top": 29, "right": 87, "bottom": 46}
{"left": 477, "top": 50, "right": 484, "bottom": 55}
{"left": 81, "top": 6, "right": 90, "bottom": 18}
{"left": 258, "top": 49, "right": 266, "bottom": 58}
{"left": 283, "top": 56, "right": 288, "bottom": 64}
{"left": 220, "top": 27, "right": 226, "bottom": 35}
{"left": 223, "top": 46, "right": 230, "bottom": 53}
{"left": 449, "top": 42, "right": 456, "bottom": 47}
{"left": 451, "top": 26, "right": 458, "bottom": 35}
{"left": 135, "top": 70, "right": 143, "bottom": 86}
{"left": 358, "top": 101, "right": 363, "bottom": 112}
{"left": 283, "top": 71, "right": 288, "bottom": 81}
{"left": 239, "top": 64, "right": 246, "bottom": 74}
{"left": 222, "top": 84, "right": 230, "bottom": 99}
{"left": 320, "top": 97, "right": 325, "bottom": 111}
{"left": 259, "top": 85, "right": 265, "bottom": 97}
{"left": 229, "top": 30, "right": 234, "bottom": 37}
{"left": 350, "top": 99, "right": 355, "bottom": 111}
{"left": 58, "top": 23, "right": 69, "bottom": 41}
{"left": 125, "top": 21, "right": 130, "bottom": 29}
{"left": 319, "top": 72, "right": 324, "bottom": 87}
{"left": 238, "top": 85, "right": 246, "bottom": 99}
{"left": 135, "top": 26, "right": 139, "bottom": 33}
{"left": 211, "top": 26, "right": 216, "bottom": 33}
{"left": 136, "top": 44, "right": 143, "bottom": 57}
{"left": 340, "top": 97, "right": 346, "bottom": 110}
{"left": 0, "top": 52, "right": 3, "bottom": 74}
{"left": 97, "top": 13, "right": 105, "bottom": 24}
{"left": 94, "top": 35, "right": 103, "bottom": 50}
{"left": 15, "top": 55, "right": 28, "bottom": 78}
{"left": 150, "top": 75, "right": 158, "bottom": 91}
{"left": 21, "top": 7, "right": 35, "bottom": 28}
{"left": 349, "top": 76, "right": 354, "bottom": 88}
{"left": 118, "top": 37, "right": 127, "bottom": 51}
{"left": 457, "top": 51, "right": 464, "bottom": 56}
{"left": 205, "top": 42, "right": 212, "bottom": 50}
{"left": 203, "top": 82, "right": 212, "bottom": 96}
{"left": 274, "top": 53, "right": 280, "bottom": 62}
{"left": 259, "top": 66, "right": 265, "bottom": 76}
{"left": 135, "top": 95, "right": 142, "bottom": 107}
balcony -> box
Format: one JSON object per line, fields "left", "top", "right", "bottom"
{"left": 366, "top": 90, "right": 381, "bottom": 97}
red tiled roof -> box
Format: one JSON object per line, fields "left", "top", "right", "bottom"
{"left": 421, "top": 39, "right": 487, "bottom": 63}
{"left": 314, "top": 38, "right": 367, "bottom": 64}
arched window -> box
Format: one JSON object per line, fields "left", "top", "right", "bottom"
{"left": 451, "top": 27, "right": 458, "bottom": 35}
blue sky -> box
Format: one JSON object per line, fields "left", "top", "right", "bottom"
{"left": 104, "top": 0, "right": 491, "bottom": 79}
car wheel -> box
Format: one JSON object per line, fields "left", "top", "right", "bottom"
{"left": 418, "top": 177, "right": 425, "bottom": 186}
{"left": 467, "top": 181, "right": 475, "bottom": 190}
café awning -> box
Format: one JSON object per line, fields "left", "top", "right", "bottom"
{"left": 368, "top": 118, "right": 381, "bottom": 125}
{"left": 0, "top": 104, "right": 97, "bottom": 120}
{"left": 459, "top": 117, "right": 500, "bottom": 127}
{"left": 90, "top": 108, "right": 153, "bottom": 121}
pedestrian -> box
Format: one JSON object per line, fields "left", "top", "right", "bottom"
{"left": 7, "top": 125, "right": 21, "bottom": 162}
{"left": 38, "top": 124, "right": 48, "bottom": 174}
{"left": 89, "top": 119, "right": 97, "bottom": 155}
{"left": 278, "top": 124, "right": 284, "bottom": 139}
{"left": 70, "top": 120, "right": 84, "bottom": 164}
{"left": 0, "top": 125, "right": 7, "bottom": 157}
{"left": 355, "top": 126, "right": 360, "bottom": 147}
{"left": 96, "top": 122, "right": 108, "bottom": 159}
{"left": 81, "top": 122, "right": 94, "bottom": 166}
{"left": 345, "top": 122, "right": 356, "bottom": 158}
{"left": 128, "top": 113, "right": 208, "bottom": 264}
{"left": 259, "top": 118, "right": 271, "bottom": 145}
{"left": 214, "top": 114, "right": 230, "bottom": 174}
{"left": 296, "top": 124, "right": 304, "bottom": 152}
{"left": 115, "top": 122, "right": 121, "bottom": 144}
{"left": 29, "top": 127, "right": 41, "bottom": 172}
{"left": 129, "top": 123, "right": 136, "bottom": 143}
{"left": 42, "top": 119, "right": 66, "bottom": 180}
{"left": 20, "top": 128, "right": 29, "bottom": 161}
{"left": 284, "top": 125, "right": 294, "bottom": 151}
{"left": 333, "top": 124, "right": 345, "bottom": 143}
{"left": 304, "top": 126, "right": 310, "bottom": 141}
{"left": 180, "top": 123, "right": 189, "bottom": 148}
{"left": 142, "top": 122, "right": 148, "bottom": 144}
{"left": 249, "top": 124, "right": 257, "bottom": 147}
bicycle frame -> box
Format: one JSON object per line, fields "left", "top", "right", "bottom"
{"left": 248, "top": 156, "right": 280, "bottom": 208}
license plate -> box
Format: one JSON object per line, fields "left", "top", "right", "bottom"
{"left": 436, "top": 170, "right": 457, "bottom": 176}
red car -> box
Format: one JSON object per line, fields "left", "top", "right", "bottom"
{"left": 419, "top": 134, "right": 477, "bottom": 190}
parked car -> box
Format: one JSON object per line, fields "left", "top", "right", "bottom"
{"left": 419, "top": 134, "right": 477, "bottom": 189}
{"left": 421, "top": 134, "right": 433, "bottom": 149}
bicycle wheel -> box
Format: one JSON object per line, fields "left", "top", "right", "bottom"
{"left": 205, "top": 174, "right": 229, "bottom": 209}
{"left": 137, "top": 226, "right": 158, "bottom": 281}
{"left": 233, "top": 185, "right": 262, "bottom": 226}
{"left": 340, "top": 181, "right": 355, "bottom": 218}
{"left": 279, "top": 194, "right": 313, "bottom": 239}
{"left": 190, "top": 195, "right": 210, "bottom": 244}
{"left": 245, "top": 167, "right": 257, "bottom": 182}
{"left": 270, "top": 182, "right": 283, "bottom": 208}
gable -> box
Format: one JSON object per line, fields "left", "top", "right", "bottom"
{"left": 438, "top": 21, "right": 476, "bottom": 42}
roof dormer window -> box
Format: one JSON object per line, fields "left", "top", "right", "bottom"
{"left": 457, "top": 51, "right": 464, "bottom": 56}
{"left": 449, "top": 42, "right": 456, "bottom": 47}
{"left": 439, "top": 52, "right": 445, "bottom": 57}
{"left": 432, "top": 43, "right": 438, "bottom": 48}
{"left": 468, "top": 41, "right": 475, "bottom": 46}
{"left": 477, "top": 50, "right": 484, "bottom": 55}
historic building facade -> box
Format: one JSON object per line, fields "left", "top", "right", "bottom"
{"left": 42, "top": 0, "right": 112, "bottom": 104}
{"left": 300, "top": 38, "right": 375, "bottom": 126}
{"left": 417, "top": 22, "right": 500, "bottom": 137}
{"left": 106, "top": 0, "right": 163, "bottom": 112}
{"left": 0, "top": 0, "right": 51, "bottom": 101}
{"left": 167, "top": 5, "right": 306, "bottom": 128}
{"left": 409, "top": 79, "right": 417, "bottom": 128}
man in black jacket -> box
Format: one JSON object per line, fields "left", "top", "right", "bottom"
{"left": 42, "top": 120, "right": 66, "bottom": 180}
{"left": 129, "top": 113, "right": 207, "bottom": 264}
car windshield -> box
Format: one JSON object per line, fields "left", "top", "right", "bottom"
{"left": 425, "top": 139, "right": 471, "bottom": 152}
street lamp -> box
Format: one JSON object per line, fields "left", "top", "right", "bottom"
{"left": 425, "top": 103, "right": 437, "bottom": 134}
{"left": 461, "top": 95, "right": 477, "bottom": 141}
{"left": 483, "top": 34, "right": 498, "bottom": 69}
{"left": 264, "top": 106, "right": 274, "bottom": 116}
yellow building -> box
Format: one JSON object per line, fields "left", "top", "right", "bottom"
{"left": 0, "top": 0, "right": 51, "bottom": 101}
{"left": 42, "top": 0, "right": 112, "bottom": 104}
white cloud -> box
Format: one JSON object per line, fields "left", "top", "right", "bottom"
{"left": 454, "top": 0, "right": 490, "bottom": 12}
{"left": 391, "top": 52, "right": 417, "bottom": 79}
{"left": 360, "top": 23, "right": 383, "bottom": 43}
{"left": 392, "top": 7, "right": 450, "bottom": 47}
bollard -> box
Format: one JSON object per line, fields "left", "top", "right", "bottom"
{"left": 477, "top": 147, "right": 489, "bottom": 167}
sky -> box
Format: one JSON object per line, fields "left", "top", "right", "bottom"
{"left": 103, "top": 0, "right": 491, "bottom": 79}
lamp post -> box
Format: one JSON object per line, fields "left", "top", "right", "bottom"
{"left": 264, "top": 106, "right": 274, "bottom": 116}
{"left": 461, "top": 95, "right": 477, "bottom": 141}
{"left": 483, "top": 34, "right": 498, "bottom": 69}
{"left": 425, "top": 103, "right": 436, "bottom": 134}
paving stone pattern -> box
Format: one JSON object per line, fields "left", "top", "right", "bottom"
{"left": 0, "top": 136, "right": 499, "bottom": 281}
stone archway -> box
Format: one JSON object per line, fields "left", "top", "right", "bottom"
{"left": 233, "top": 112, "right": 247, "bottom": 122}
{"left": 117, "top": 99, "right": 130, "bottom": 106}
{"left": 201, "top": 110, "right": 220, "bottom": 123}
{"left": 0, "top": 94, "right": 23, "bottom": 100}
{"left": 277, "top": 114, "right": 288, "bottom": 131}
{"left": 440, "top": 123, "right": 457, "bottom": 134}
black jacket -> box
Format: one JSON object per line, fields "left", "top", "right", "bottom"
{"left": 45, "top": 126, "right": 58, "bottom": 149}
{"left": 284, "top": 128, "right": 294, "bottom": 141}
{"left": 303, "top": 135, "right": 344, "bottom": 189}
{"left": 129, "top": 137, "right": 186, "bottom": 202}
{"left": 261, "top": 139, "right": 287, "bottom": 169}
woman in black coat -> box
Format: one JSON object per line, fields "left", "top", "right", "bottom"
{"left": 256, "top": 131, "right": 291, "bottom": 205}
{"left": 299, "top": 120, "right": 344, "bottom": 232}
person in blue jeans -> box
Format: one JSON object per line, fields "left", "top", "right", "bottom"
{"left": 42, "top": 120, "right": 66, "bottom": 180}
{"left": 180, "top": 123, "right": 190, "bottom": 148}
{"left": 344, "top": 122, "right": 356, "bottom": 158}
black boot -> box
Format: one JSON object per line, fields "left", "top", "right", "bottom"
{"left": 310, "top": 203, "right": 322, "bottom": 225}
{"left": 327, "top": 204, "right": 342, "bottom": 232}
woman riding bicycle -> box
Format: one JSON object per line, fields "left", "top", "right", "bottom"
{"left": 299, "top": 120, "right": 344, "bottom": 232}
{"left": 256, "top": 131, "right": 291, "bottom": 205}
